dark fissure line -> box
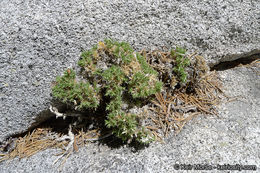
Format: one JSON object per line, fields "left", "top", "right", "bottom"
{"left": 211, "top": 54, "right": 259, "bottom": 71}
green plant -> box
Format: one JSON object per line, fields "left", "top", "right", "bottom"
{"left": 128, "top": 71, "right": 162, "bottom": 98}
{"left": 52, "top": 69, "right": 100, "bottom": 110}
{"left": 52, "top": 39, "right": 162, "bottom": 144}
{"left": 171, "top": 47, "right": 190, "bottom": 83}
{"left": 105, "top": 111, "right": 154, "bottom": 144}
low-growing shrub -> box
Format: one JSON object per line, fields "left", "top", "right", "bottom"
{"left": 52, "top": 39, "right": 163, "bottom": 144}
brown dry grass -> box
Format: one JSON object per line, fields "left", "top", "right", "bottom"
{"left": 147, "top": 71, "right": 224, "bottom": 140}
{"left": 0, "top": 128, "right": 102, "bottom": 163}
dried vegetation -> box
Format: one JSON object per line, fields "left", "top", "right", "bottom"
{"left": 1, "top": 42, "right": 227, "bottom": 164}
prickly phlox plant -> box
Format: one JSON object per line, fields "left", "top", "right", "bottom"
{"left": 52, "top": 39, "right": 192, "bottom": 144}
{"left": 52, "top": 39, "right": 164, "bottom": 144}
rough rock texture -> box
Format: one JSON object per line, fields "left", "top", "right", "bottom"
{"left": 0, "top": 0, "right": 259, "bottom": 146}
{"left": 0, "top": 64, "right": 259, "bottom": 172}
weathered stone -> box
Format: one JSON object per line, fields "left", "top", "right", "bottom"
{"left": 0, "top": 0, "right": 259, "bottom": 145}
{"left": 0, "top": 63, "right": 259, "bottom": 172}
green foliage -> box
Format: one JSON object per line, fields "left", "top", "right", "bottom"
{"left": 102, "top": 65, "right": 126, "bottom": 84}
{"left": 102, "top": 65, "right": 125, "bottom": 112}
{"left": 78, "top": 50, "right": 93, "bottom": 67}
{"left": 75, "top": 81, "right": 100, "bottom": 109}
{"left": 52, "top": 69, "right": 100, "bottom": 110}
{"left": 128, "top": 72, "right": 162, "bottom": 98}
{"left": 105, "top": 96, "right": 122, "bottom": 112}
{"left": 52, "top": 39, "right": 163, "bottom": 144}
{"left": 104, "top": 39, "right": 134, "bottom": 64}
{"left": 105, "top": 112, "right": 138, "bottom": 141}
{"left": 78, "top": 45, "right": 98, "bottom": 67}
{"left": 52, "top": 69, "right": 76, "bottom": 102}
{"left": 135, "top": 127, "right": 155, "bottom": 144}
{"left": 136, "top": 53, "right": 157, "bottom": 75}
{"left": 105, "top": 112, "right": 153, "bottom": 144}
{"left": 171, "top": 47, "right": 190, "bottom": 83}
{"left": 127, "top": 53, "right": 162, "bottom": 98}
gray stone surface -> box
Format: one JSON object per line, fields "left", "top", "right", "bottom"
{"left": 0, "top": 0, "right": 259, "bottom": 161}
{"left": 0, "top": 64, "right": 259, "bottom": 172}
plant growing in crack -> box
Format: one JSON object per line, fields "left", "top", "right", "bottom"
{"left": 52, "top": 39, "right": 163, "bottom": 144}
{"left": 1, "top": 39, "right": 223, "bottom": 164}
